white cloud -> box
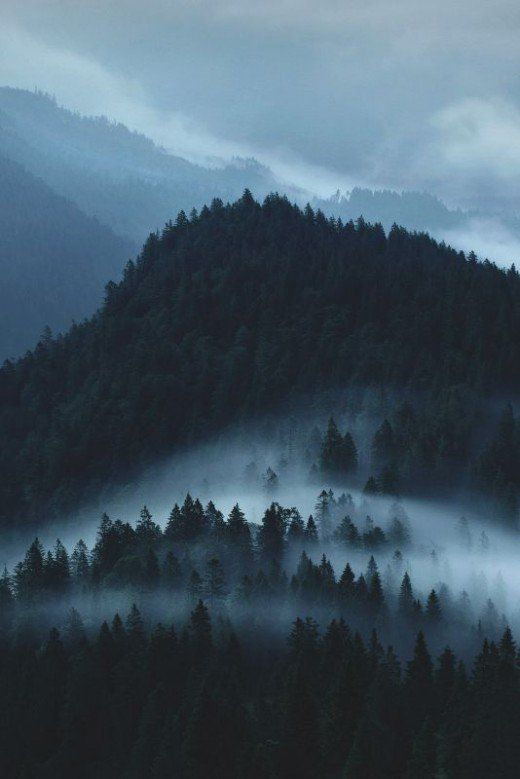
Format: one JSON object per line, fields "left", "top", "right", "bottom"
{"left": 431, "top": 98, "right": 520, "bottom": 179}
{"left": 0, "top": 24, "right": 354, "bottom": 197}
{"left": 437, "top": 217, "right": 520, "bottom": 268}
{"left": 0, "top": 24, "right": 241, "bottom": 164}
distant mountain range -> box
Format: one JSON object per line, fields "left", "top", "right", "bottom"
{"left": 0, "top": 87, "right": 279, "bottom": 243}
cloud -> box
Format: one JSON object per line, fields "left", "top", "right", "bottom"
{"left": 431, "top": 99, "right": 520, "bottom": 180}
{"left": 2, "top": 2, "right": 520, "bottom": 214}
{"left": 436, "top": 217, "right": 520, "bottom": 268}
{"left": 0, "top": 24, "right": 242, "bottom": 163}
{"left": 0, "top": 24, "right": 357, "bottom": 197}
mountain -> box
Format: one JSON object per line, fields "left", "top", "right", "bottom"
{"left": 315, "top": 187, "right": 466, "bottom": 233}
{"left": 0, "top": 154, "right": 132, "bottom": 357}
{"left": 0, "top": 87, "right": 499, "bottom": 249}
{"left": 0, "top": 192, "right": 519, "bottom": 527}
{"left": 0, "top": 87, "right": 280, "bottom": 243}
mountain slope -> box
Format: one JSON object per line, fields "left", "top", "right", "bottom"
{"left": 0, "top": 192, "right": 519, "bottom": 526}
{"left": 0, "top": 87, "right": 279, "bottom": 243}
{"left": 0, "top": 154, "right": 132, "bottom": 357}
{"left": 0, "top": 87, "right": 492, "bottom": 252}
{"left": 315, "top": 187, "right": 465, "bottom": 233}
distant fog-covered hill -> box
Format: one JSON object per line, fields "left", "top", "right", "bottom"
{"left": 314, "top": 188, "right": 465, "bottom": 233}
{"left": 0, "top": 154, "right": 132, "bottom": 357}
{"left": 0, "top": 87, "right": 279, "bottom": 244}
{"left": 1, "top": 87, "right": 507, "bottom": 250}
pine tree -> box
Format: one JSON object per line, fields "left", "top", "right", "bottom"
{"left": 379, "top": 463, "right": 400, "bottom": 495}
{"left": 363, "top": 476, "right": 379, "bottom": 495}
{"left": 227, "top": 504, "right": 252, "bottom": 560}
{"left": 205, "top": 558, "right": 227, "bottom": 602}
{"left": 315, "top": 490, "right": 332, "bottom": 540}
{"left": 136, "top": 506, "right": 162, "bottom": 544}
{"left": 263, "top": 466, "right": 279, "bottom": 493}
{"left": 305, "top": 515, "right": 319, "bottom": 546}
{"left": 164, "top": 503, "right": 183, "bottom": 539}
{"left": 426, "top": 590, "right": 442, "bottom": 623}
{"left": 398, "top": 572, "right": 414, "bottom": 619}
{"left": 320, "top": 418, "right": 357, "bottom": 479}
{"left": 70, "top": 540, "right": 90, "bottom": 585}
{"left": 287, "top": 510, "right": 305, "bottom": 543}
{"left": 368, "top": 571, "right": 385, "bottom": 617}
{"left": 405, "top": 631, "right": 434, "bottom": 731}
{"left": 15, "top": 537, "right": 44, "bottom": 602}
{"left": 258, "top": 503, "right": 287, "bottom": 563}
{"left": 162, "top": 551, "right": 182, "bottom": 589}
{"left": 52, "top": 539, "right": 71, "bottom": 593}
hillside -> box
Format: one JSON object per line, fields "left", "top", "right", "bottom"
{"left": 2, "top": 87, "right": 507, "bottom": 257}
{"left": 0, "top": 87, "right": 279, "bottom": 243}
{"left": 0, "top": 154, "right": 132, "bottom": 357}
{"left": 315, "top": 188, "right": 465, "bottom": 233}
{"left": 0, "top": 192, "right": 519, "bottom": 526}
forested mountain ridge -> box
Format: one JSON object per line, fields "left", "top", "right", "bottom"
{"left": 0, "top": 192, "right": 520, "bottom": 521}
{"left": 0, "top": 154, "right": 132, "bottom": 357}
{"left": 0, "top": 192, "right": 519, "bottom": 526}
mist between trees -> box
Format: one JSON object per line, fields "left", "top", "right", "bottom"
{"left": 1, "top": 484, "right": 520, "bottom": 776}
{"left": 0, "top": 409, "right": 518, "bottom": 775}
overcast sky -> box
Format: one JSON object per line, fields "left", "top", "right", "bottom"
{"left": 1, "top": 0, "right": 520, "bottom": 209}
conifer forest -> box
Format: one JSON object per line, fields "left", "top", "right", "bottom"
{"left": 2, "top": 1, "right": 520, "bottom": 776}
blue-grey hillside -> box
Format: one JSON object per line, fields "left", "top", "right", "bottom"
{"left": 0, "top": 87, "right": 278, "bottom": 244}
{"left": 0, "top": 154, "right": 132, "bottom": 357}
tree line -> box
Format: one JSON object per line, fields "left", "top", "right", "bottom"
{"left": 1, "top": 491, "right": 507, "bottom": 660}
{"left": 0, "top": 596, "right": 518, "bottom": 777}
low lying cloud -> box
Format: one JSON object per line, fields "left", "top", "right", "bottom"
{"left": 435, "top": 217, "right": 520, "bottom": 268}
{"left": 0, "top": 25, "right": 242, "bottom": 164}
{"left": 0, "top": 24, "right": 355, "bottom": 197}
{"left": 2, "top": 5, "right": 520, "bottom": 255}
{"left": 431, "top": 99, "right": 520, "bottom": 180}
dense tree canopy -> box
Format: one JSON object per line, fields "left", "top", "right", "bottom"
{"left": 0, "top": 192, "right": 520, "bottom": 526}
{"left": 0, "top": 489, "right": 517, "bottom": 777}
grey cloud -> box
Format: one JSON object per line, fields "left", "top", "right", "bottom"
{"left": 1, "top": 0, "right": 520, "bottom": 215}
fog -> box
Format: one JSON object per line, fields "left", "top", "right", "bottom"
{"left": 5, "top": 409, "right": 520, "bottom": 656}
{"left": 2, "top": 0, "right": 520, "bottom": 215}
{"left": 432, "top": 216, "right": 520, "bottom": 269}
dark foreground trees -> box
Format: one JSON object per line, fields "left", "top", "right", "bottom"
{"left": 0, "top": 599, "right": 518, "bottom": 778}
{"left": 0, "top": 487, "right": 517, "bottom": 776}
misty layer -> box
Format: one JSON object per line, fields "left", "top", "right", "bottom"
{"left": 4, "top": 483, "right": 517, "bottom": 657}
{"left": 1, "top": 487, "right": 520, "bottom": 776}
